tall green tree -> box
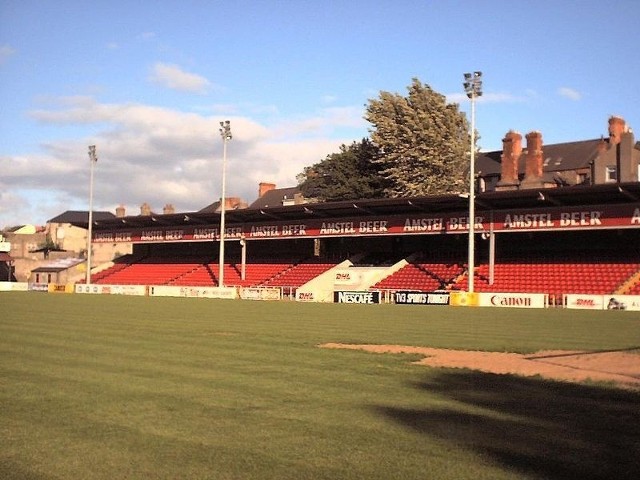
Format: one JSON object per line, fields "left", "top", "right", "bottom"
{"left": 365, "top": 78, "right": 471, "bottom": 197}
{"left": 297, "top": 139, "right": 387, "bottom": 201}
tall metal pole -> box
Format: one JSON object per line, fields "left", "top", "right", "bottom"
{"left": 218, "top": 120, "right": 232, "bottom": 287}
{"left": 463, "top": 72, "right": 482, "bottom": 293}
{"left": 86, "top": 145, "right": 97, "bottom": 285}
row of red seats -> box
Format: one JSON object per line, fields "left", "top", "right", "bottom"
{"left": 88, "top": 254, "right": 640, "bottom": 294}
{"left": 374, "top": 262, "right": 464, "bottom": 292}
{"left": 263, "top": 263, "right": 335, "bottom": 287}
{"left": 91, "top": 257, "right": 333, "bottom": 287}
{"left": 451, "top": 260, "right": 640, "bottom": 295}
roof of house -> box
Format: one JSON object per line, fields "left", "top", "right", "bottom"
{"left": 198, "top": 201, "right": 221, "bottom": 214}
{"left": 48, "top": 210, "right": 116, "bottom": 224}
{"left": 31, "top": 257, "right": 85, "bottom": 272}
{"left": 249, "top": 186, "right": 301, "bottom": 209}
{"left": 478, "top": 138, "right": 604, "bottom": 177}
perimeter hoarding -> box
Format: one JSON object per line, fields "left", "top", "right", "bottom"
{"left": 564, "top": 294, "right": 640, "bottom": 310}
{"left": 334, "top": 291, "right": 381, "bottom": 304}
{"left": 394, "top": 291, "right": 450, "bottom": 305}
{"left": 92, "top": 204, "right": 640, "bottom": 243}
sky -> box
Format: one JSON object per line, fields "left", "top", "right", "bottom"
{"left": 1, "top": 0, "right": 639, "bottom": 229}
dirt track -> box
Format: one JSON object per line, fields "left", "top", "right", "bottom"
{"left": 320, "top": 343, "right": 640, "bottom": 389}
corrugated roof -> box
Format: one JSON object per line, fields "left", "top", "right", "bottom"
{"left": 90, "top": 182, "right": 640, "bottom": 231}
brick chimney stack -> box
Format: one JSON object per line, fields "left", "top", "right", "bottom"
{"left": 525, "top": 131, "right": 544, "bottom": 178}
{"left": 216, "top": 197, "right": 247, "bottom": 212}
{"left": 258, "top": 182, "right": 276, "bottom": 198}
{"left": 608, "top": 116, "right": 627, "bottom": 145}
{"left": 497, "top": 130, "right": 522, "bottom": 189}
{"left": 140, "top": 203, "right": 151, "bottom": 216}
{"left": 116, "top": 205, "right": 126, "bottom": 218}
{"left": 163, "top": 204, "right": 175, "bottom": 215}
{"left": 519, "top": 131, "right": 546, "bottom": 189}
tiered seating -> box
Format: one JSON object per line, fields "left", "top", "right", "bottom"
{"left": 451, "top": 257, "right": 640, "bottom": 296}
{"left": 627, "top": 282, "right": 640, "bottom": 295}
{"left": 91, "top": 262, "right": 129, "bottom": 283}
{"left": 263, "top": 262, "right": 335, "bottom": 287}
{"left": 373, "top": 261, "right": 464, "bottom": 292}
{"left": 217, "top": 262, "right": 293, "bottom": 287}
{"left": 91, "top": 256, "right": 297, "bottom": 287}
{"left": 96, "top": 257, "right": 207, "bottom": 285}
{"left": 170, "top": 264, "right": 216, "bottom": 286}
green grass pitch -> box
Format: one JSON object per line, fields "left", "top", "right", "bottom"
{"left": 1, "top": 292, "right": 639, "bottom": 479}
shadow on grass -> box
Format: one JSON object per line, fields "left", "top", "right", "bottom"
{"left": 374, "top": 371, "right": 640, "bottom": 480}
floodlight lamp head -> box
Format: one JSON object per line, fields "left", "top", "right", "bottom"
{"left": 88, "top": 145, "right": 97, "bottom": 161}
{"left": 219, "top": 120, "right": 232, "bottom": 141}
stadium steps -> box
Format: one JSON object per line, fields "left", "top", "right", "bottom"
{"left": 262, "top": 262, "right": 336, "bottom": 287}
{"left": 616, "top": 269, "right": 640, "bottom": 294}
{"left": 373, "top": 259, "right": 466, "bottom": 292}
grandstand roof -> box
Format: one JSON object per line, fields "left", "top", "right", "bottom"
{"left": 86, "top": 182, "right": 640, "bottom": 231}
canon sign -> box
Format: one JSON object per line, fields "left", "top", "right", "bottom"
{"left": 490, "top": 295, "right": 532, "bottom": 307}
{"left": 476, "top": 292, "right": 546, "bottom": 308}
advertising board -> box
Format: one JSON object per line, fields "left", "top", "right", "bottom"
{"left": 393, "top": 291, "right": 450, "bottom": 305}
{"left": 478, "top": 292, "right": 547, "bottom": 309}
{"left": 149, "top": 285, "right": 237, "bottom": 299}
{"left": 240, "top": 287, "right": 281, "bottom": 301}
{"left": 334, "top": 291, "right": 381, "bottom": 304}
{"left": 75, "top": 284, "right": 147, "bottom": 296}
{"left": 564, "top": 294, "right": 605, "bottom": 310}
{"left": 92, "top": 205, "right": 640, "bottom": 244}
{"left": 565, "top": 294, "right": 640, "bottom": 310}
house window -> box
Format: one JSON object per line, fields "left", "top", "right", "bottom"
{"left": 605, "top": 166, "right": 617, "bottom": 183}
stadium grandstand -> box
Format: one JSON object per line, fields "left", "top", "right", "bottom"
{"left": 3, "top": 116, "right": 640, "bottom": 306}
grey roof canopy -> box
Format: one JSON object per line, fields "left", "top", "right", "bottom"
{"left": 83, "top": 183, "right": 640, "bottom": 232}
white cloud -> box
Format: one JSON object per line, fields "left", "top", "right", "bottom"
{"left": 558, "top": 87, "right": 582, "bottom": 101}
{"left": 0, "top": 44, "right": 16, "bottom": 64}
{"left": 2, "top": 97, "right": 365, "bottom": 226}
{"left": 149, "top": 62, "right": 212, "bottom": 94}
{"left": 272, "top": 106, "right": 366, "bottom": 138}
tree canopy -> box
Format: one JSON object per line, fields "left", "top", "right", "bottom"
{"left": 365, "top": 78, "right": 471, "bottom": 197}
{"left": 297, "top": 78, "right": 472, "bottom": 201}
{"left": 297, "top": 139, "right": 387, "bottom": 201}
